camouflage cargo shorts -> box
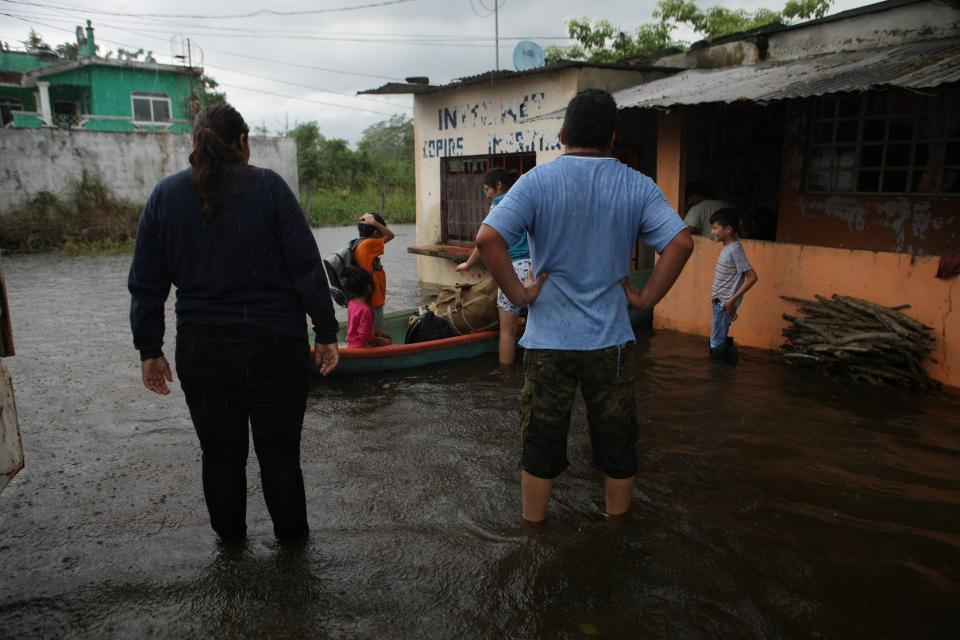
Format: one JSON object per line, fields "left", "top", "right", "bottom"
{"left": 519, "top": 343, "right": 638, "bottom": 479}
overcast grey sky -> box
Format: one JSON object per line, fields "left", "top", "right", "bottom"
{"left": 1, "top": 0, "right": 875, "bottom": 143}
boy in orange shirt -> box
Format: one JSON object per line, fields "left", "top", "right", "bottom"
{"left": 353, "top": 212, "right": 394, "bottom": 333}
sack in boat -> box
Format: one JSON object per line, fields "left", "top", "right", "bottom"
{"left": 404, "top": 310, "right": 458, "bottom": 344}
{"left": 429, "top": 277, "right": 499, "bottom": 334}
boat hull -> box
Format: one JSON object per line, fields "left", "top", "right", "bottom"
{"left": 315, "top": 269, "right": 654, "bottom": 375}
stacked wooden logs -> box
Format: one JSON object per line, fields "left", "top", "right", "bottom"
{"left": 780, "top": 294, "right": 939, "bottom": 388}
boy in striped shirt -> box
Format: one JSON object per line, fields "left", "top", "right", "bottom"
{"left": 709, "top": 209, "right": 759, "bottom": 363}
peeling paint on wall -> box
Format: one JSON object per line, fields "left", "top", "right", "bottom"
{"left": 437, "top": 93, "right": 547, "bottom": 131}
{"left": 802, "top": 197, "right": 867, "bottom": 232}
{"left": 488, "top": 128, "right": 561, "bottom": 154}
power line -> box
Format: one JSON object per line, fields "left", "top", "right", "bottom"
{"left": 217, "top": 83, "right": 402, "bottom": 116}
{"left": 1, "top": 11, "right": 410, "bottom": 81}
{"left": 0, "top": 12, "right": 412, "bottom": 115}
{"left": 1, "top": 10, "right": 568, "bottom": 47}
{"left": 203, "top": 62, "right": 412, "bottom": 109}
{"left": 1, "top": 0, "right": 420, "bottom": 20}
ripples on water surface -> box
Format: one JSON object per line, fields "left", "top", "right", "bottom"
{"left": 0, "top": 225, "right": 958, "bottom": 639}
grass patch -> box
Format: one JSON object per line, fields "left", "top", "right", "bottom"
{"left": 0, "top": 171, "right": 141, "bottom": 254}
{"left": 300, "top": 187, "right": 415, "bottom": 227}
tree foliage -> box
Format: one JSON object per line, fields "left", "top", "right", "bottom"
{"left": 288, "top": 116, "right": 414, "bottom": 195}
{"left": 198, "top": 74, "right": 226, "bottom": 107}
{"left": 23, "top": 29, "right": 45, "bottom": 50}
{"left": 545, "top": 0, "right": 832, "bottom": 63}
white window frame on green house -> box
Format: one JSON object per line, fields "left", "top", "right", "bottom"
{"left": 0, "top": 98, "right": 22, "bottom": 127}
{"left": 130, "top": 92, "right": 172, "bottom": 125}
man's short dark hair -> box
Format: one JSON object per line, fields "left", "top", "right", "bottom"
{"left": 709, "top": 208, "right": 739, "bottom": 231}
{"left": 560, "top": 89, "right": 618, "bottom": 149}
{"left": 686, "top": 181, "right": 714, "bottom": 200}
{"left": 358, "top": 211, "right": 387, "bottom": 238}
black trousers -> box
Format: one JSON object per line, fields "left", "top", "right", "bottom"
{"left": 175, "top": 322, "right": 311, "bottom": 541}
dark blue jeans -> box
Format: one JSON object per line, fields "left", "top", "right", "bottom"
{"left": 175, "top": 322, "right": 311, "bottom": 542}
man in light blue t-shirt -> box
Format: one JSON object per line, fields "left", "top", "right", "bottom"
{"left": 477, "top": 89, "right": 693, "bottom": 523}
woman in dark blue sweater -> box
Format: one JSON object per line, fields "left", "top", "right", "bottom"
{"left": 128, "top": 103, "right": 339, "bottom": 543}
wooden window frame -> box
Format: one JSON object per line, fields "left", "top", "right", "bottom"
{"left": 805, "top": 89, "right": 960, "bottom": 196}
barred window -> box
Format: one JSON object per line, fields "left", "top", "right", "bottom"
{"left": 441, "top": 153, "right": 536, "bottom": 244}
{"left": 806, "top": 89, "right": 960, "bottom": 195}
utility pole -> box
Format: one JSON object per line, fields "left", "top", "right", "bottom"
{"left": 186, "top": 37, "right": 197, "bottom": 114}
{"left": 494, "top": 0, "right": 499, "bottom": 71}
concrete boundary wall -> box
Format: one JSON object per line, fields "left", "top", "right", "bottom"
{"left": 654, "top": 236, "right": 958, "bottom": 388}
{"left": 0, "top": 129, "right": 298, "bottom": 214}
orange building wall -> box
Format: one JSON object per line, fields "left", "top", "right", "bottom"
{"left": 654, "top": 236, "right": 959, "bottom": 387}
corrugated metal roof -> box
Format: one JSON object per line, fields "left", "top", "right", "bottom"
{"left": 359, "top": 61, "right": 675, "bottom": 96}
{"left": 612, "top": 38, "right": 960, "bottom": 110}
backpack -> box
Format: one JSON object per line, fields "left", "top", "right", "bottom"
{"left": 323, "top": 238, "right": 363, "bottom": 308}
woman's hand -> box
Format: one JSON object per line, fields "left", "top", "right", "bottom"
{"left": 141, "top": 356, "right": 173, "bottom": 395}
{"left": 314, "top": 342, "right": 340, "bottom": 376}
{"left": 454, "top": 262, "right": 472, "bottom": 273}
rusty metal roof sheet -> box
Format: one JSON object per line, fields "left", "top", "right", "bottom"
{"left": 612, "top": 38, "right": 960, "bottom": 110}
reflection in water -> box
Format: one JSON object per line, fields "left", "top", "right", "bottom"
{"left": 0, "top": 230, "right": 958, "bottom": 638}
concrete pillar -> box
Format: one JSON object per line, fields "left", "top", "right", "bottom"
{"left": 656, "top": 108, "right": 685, "bottom": 214}
{"left": 36, "top": 81, "right": 52, "bottom": 126}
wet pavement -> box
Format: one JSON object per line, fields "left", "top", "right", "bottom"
{"left": 0, "top": 223, "right": 958, "bottom": 639}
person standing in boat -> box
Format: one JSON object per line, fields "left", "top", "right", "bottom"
{"left": 477, "top": 89, "right": 693, "bottom": 523}
{"left": 456, "top": 168, "right": 530, "bottom": 365}
{"left": 353, "top": 212, "right": 394, "bottom": 337}
{"left": 128, "top": 103, "right": 340, "bottom": 544}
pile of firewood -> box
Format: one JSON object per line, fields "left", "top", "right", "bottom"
{"left": 780, "top": 294, "right": 939, "bottom": 388}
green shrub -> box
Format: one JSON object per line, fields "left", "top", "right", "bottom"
{"left": 300, "top": 187, "right": 415, "bottom": 227}
{"left": 0, "top": 171, "right": 140, "bottom": 253}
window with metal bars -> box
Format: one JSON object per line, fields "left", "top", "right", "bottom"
{"left": 441, "top": 153, "right": 536, "bottom": 244}
{"left": 806, "top": 88, "right": 960, "bottom": 195}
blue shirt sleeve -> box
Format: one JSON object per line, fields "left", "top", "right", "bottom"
{"left": 636, "top": 177, "right": 687, "bottom": 254}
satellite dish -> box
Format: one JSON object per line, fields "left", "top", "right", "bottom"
{"left": 513, "top": 41, "right": 546, "bottom": 72}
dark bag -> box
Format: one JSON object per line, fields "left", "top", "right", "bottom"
{"left": 404, "top": 311, "right": 458, "bottom": 344}
{"left": 323, "top": 238, "right": 363, "bottom": 307}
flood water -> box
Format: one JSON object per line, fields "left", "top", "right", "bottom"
{"left": 1, "top": 223, "right": 958, "bottom": 639}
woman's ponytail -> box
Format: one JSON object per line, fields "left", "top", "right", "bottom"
{"left": 189, "top": 103, "right": 249, "bottom": 221}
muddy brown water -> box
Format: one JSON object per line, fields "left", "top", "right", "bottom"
{"left": 0, "top": 224, "right": 958, "bottom": 639}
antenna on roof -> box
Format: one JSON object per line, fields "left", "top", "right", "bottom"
{"left": 513, "top": 41, "right": 546, "bottom": 72}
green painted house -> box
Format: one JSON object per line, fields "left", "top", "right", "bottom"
{"left": 0, "top": 21, "right": 200, "bottom": 133}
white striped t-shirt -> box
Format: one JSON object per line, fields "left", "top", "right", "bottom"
{"left": 711, "top": 241, "right": 752, "bottom": 303}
